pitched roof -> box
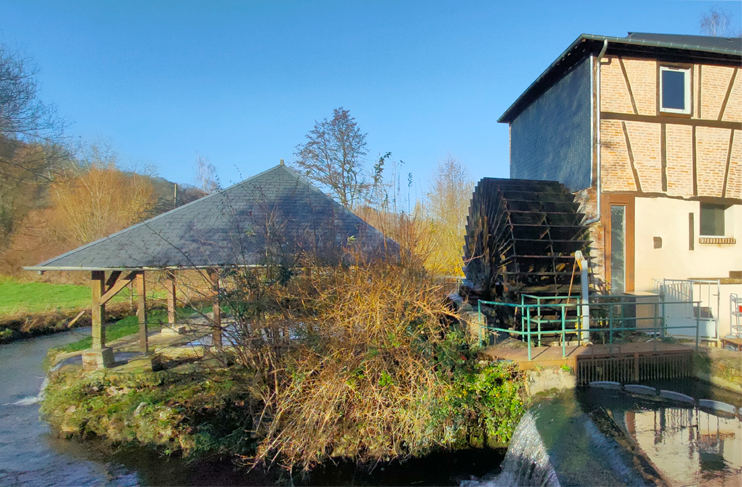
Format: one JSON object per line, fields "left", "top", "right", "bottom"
{"left": 26, "top": 164, "right": 398, "bottom": 271}
{"left": 499, "top": 32, "right": 742, "bottom": 123}
{"left": 624, "top": 32, "right": 742, "bottom": 53}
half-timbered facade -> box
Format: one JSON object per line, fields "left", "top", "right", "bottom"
{"left": 499, "top": 33, "right": 742, "bottom": 338}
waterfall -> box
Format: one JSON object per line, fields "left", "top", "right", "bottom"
{"left": 462, "top": 391, "right": 657, "bottom": 487}
{"left": 461, "top": 410, "right": 560, "bottom": 487}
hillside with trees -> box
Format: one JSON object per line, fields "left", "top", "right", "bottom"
{"left": 0, "top": 45, "right": 204, "bottom": 278}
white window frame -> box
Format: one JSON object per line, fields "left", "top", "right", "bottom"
{"left": 659, "top": 66, "right": 691, "bottom": 115}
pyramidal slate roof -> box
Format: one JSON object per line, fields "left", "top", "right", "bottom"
{"left": 26, "top": 164, "right": 399, "bottom": 271}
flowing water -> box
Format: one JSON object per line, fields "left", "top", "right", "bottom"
{"left": 2, "top": 330, "right": 740, "bottom": 486}
{"left": 0, "top": 328, "right": 137, "bottom": 486}
{"left": 465, "top": 383, "right": 742, "bottom": 487}
{"left": 0, "top": 330, "right": 505, "bottom": 486}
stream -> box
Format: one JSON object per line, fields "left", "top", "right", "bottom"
{"left": 0, "top": 330, "right": 740, "bottom": 486}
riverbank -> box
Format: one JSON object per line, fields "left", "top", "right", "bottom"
{"left": 41, "top": 343, "right": 525, "bottom": 469}
{"left": 0, "top": 275, "right": 173, "bottom": 345}
{"left": 38, "top": 263, "right": 531, "bottom": 477}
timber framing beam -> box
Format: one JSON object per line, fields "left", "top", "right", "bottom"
{"left": 136, "top": 271, "right": 148, "bottom": 355}
{"left": 209, "top": 268, "right": 223, "bottom": 347}
{"left": 87, "top": 269, "right": 149, "bottom": 368}
{"left": 100, "top": 271, "right": 138, "bottom": 306}
{"left": 165, "top": 270, "right": 177, "bottom": 325}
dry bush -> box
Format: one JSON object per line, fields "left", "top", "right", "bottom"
{"left": 0, "top": 206, "right": 71, "bottom": 274}
{"left": 425, "top": 156, "right": 474, "bottom": 277}
{"left": 51, "top": 164, "right": 156, "bottom": 246}
{"left": 209, "top": 259, "right": 458, "bottom": 470}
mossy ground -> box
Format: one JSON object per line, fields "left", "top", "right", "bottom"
{"left": 694, "top": 348, "right": 742, "bottom": 386}
{"left": 41, "top": 365, "right": 259, "bottom": 459}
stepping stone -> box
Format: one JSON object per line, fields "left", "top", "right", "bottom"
{"left": 589, "top": 381, "right": 621, "bottom": 390}
{"left": 698, "top": 399, "right": 736, "bottom": 415}
{"left": 624, "top": 384, "right": 657, "bottom": 396}
{"left": 659, "top": 390, "right": 694, "bottom": 404}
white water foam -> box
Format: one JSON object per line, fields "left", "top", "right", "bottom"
{"left": 461, "top": 410, "right": 560, "bottom": 487}
{"left": 3, "top": 375, "right": 50, "bottom": 406}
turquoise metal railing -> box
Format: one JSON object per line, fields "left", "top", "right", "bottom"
{"left": 477, "top": 295, "right": 702, "bottom": 361}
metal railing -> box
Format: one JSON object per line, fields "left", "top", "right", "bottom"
{"left": 477, "top": 295, "right": 702, "bottom": 361}
{"left": 654, "top": 278, "right": 720, "bottom": 342}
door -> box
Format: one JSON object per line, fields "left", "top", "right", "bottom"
{"left": 603, "top": 194, "right": 635, "bottom": 293}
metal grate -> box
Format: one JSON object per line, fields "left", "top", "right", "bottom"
{"left": 576, "top": 352, "right": 692, "bottom": 386}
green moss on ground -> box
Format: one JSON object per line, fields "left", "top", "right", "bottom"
{"left": 41, "top": 365, "right": 259, "bottom": 459}
{"left": 694, "top": 349, "right": 742, "bottom": 386}
{"left": 53, "top": 311, "right": 170, "bottom": 354}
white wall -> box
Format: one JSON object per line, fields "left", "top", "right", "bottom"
{"left": 634, "top": 197, "right": 742, "bottom": 337}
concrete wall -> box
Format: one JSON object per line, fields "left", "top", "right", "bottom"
{"left": 634, "top": 196, "right": 742, "bottom": 336}
{"left": 510, "top": 58, "right": 592, "bottom": 191}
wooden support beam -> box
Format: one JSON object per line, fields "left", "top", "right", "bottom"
{"left": 165, "top": 270, "right": 177, "bottom": 325}
{"left": 100, "top": 271, "right": 138, "bottom": 306}
{"left": 105, "top": 271, "right": 122, "bottom": 289}
{"left": 91, "top": 270, "right": 106, "bottom": 349}
{"left": 210, "top": 268, "right": 222, "bottom": 347}
{"left": 136, "top": 271, "right": 148, "bottom": 355}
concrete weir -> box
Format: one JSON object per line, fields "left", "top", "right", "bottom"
{"left": 698, "top": 399, "right": 737, "bottom": 415}
{"left": 463, "top": 391, "right": 663, "bottom": 487}
{"left": 659, "top": 390, "right": 695, "bottom": 404}
{"left": 623, "top": 384, "right": 656, "bottom": 396}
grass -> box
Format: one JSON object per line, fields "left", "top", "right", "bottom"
{"left": 54, "top": 309, "right": 170, "bottom": 354}
{"left": 0, "top": 275, "right": 163, "bottom": 316}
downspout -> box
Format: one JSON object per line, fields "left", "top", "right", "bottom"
{"left": 584, "top": 39, "right": 608, "bottom": 225}
{"left": 575, "top": 251, "right": 590, "bottom": 342}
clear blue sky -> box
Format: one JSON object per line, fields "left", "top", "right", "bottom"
{"left": 1, "top": 0, "right": 740, "bottom": 197}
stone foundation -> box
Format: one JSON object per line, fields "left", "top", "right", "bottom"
{"left": 81, "top": 347, "right": 114, "bottom": 369}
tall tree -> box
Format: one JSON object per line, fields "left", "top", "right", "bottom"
{"left": 0, "top": 45, "right": 66, "bottom": 180}
{"left": 426, "top": 155, "right": 475, "bottom": 276}
{"left": 293, "top": 107, "right": 368, "bottom": 210}
{"left": 195, "top": 155, "right": 220, "bottom": 194}
{"left": 0, "top": 45, "right": 69, "bottom": 248}
{"left": 700, "top": 7, "right": 740, "bottom": 37}
{"left": 0, "top": 45, "right": 63, "bottom": 142}
{"left": 51, "top": 146, "right": 156, "bottom": 246}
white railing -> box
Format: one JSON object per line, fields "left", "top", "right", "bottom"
{"left": 653, "top": 278, "right": 720, "bottom": 342}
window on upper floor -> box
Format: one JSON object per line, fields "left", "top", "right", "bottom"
{"left": 700, "top": 203, "right": 725, "bottom": 236}
{"left": 660, "top": 66, "right": 691, "bottom": 115}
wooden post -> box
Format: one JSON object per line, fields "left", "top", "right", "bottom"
{"left": 634, "top": 352, "right": 640, "bottom": 382}
{"left": 210, "top": 268, "right": 222, "bottom": 347}
{"left": 165, "top": 270, "right": 177, "bottom": 325}
{"left": 91, "top": 270, "right": 106, "bottom": 349}
{"left": 136, "top": 271, "right": 148, "bottom": 355}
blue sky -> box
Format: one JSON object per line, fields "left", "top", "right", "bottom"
{"left": 1, "top": 0, "right": 740, "bottom": 198}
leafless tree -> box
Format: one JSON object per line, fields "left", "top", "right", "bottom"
{"left": 195, "top": 155, "right": 220, "bottom": 194}
{"left": 700, "top": 7, "right": 741, "bottom": 37}
{"left": 0, "top": 45, "right": 64, "bottom": 143}
{"left": 293, "top": 107, "right": 368, "bottom": 210}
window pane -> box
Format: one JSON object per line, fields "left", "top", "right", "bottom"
{"left": 700, "top": 203, "right": 725, "bottom": 236}
{"left": 611, "top": 206, "right": 625, "bottom": 294}
{"left": 662, "top": 70, "right": 686, "bottom": 110}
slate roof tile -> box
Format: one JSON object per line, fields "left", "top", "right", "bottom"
{"left": 26, "top": 165, "right": 398, "bottom": 271}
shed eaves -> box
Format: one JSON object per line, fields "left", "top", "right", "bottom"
{"left": 25, "top": 165, "right": 398, "bottom": 271}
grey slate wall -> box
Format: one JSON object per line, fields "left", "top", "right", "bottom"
{"left": 510, "top": 58, "right": 592, "bottom": 191}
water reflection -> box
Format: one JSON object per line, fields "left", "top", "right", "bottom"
{"left": 625, "top": 406, "right": 741, "bottom": 486}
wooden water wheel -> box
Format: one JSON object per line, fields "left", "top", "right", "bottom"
{"left": 463, "top": 178, "right": 590, "bottom": 322}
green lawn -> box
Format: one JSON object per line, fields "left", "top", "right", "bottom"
{"left": 54, "top": 310, "right": 169, "bottom": 354}
{"left": 0, "top": 275, "right": 157, "bottom": 316}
